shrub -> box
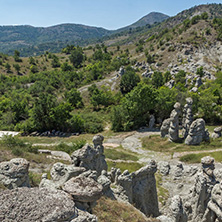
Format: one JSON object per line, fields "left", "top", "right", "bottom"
{"left": 55, "top": 140, "right": 86, "bottom": 154}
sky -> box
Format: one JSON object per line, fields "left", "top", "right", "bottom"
{"left": 0, "top": 0, "right": 222, "bottom": 30}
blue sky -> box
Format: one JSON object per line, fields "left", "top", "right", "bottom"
{"left": 0, "top": 0, "right": 221, "bottom": 29}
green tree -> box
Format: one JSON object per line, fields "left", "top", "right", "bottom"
{"left": 61, "top": 62, "right": 73, "bottom": 72}
{"left": 13, "top": 64, "right": 21, "bottom": 74}
{"left": 65, "top": 88, "right": 83, "bottom": 108}
{"left": 120, "top": 66, "right": 140, "bottom": 94}
{"left": 152, "top": 71, "right": 164, "bottom": 88}
{"left": 51, "top": 55, "right": 60, "bottom": 68}
{"left": 5, "top": 63, "right": 11, "bottom": 73}
{"left": 14, "top": 50, "right": 22, "bottom": 62}
{"left": 112, "top": 82, "right": 157, "bottom": 131}
{"left": 69, "top": 47, "right": 84, "bottom": 68}
{"left": 30, "top": 65, "right": 38, "bottom": 73}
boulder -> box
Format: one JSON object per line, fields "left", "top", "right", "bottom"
{"left": 62, "top": 175, "right": 103, "bottom": 203}
{"left": 185, "top": 118, "right": 209, "bottom": 145}
{"left": 160, "top": 118, "right": 171, "bottom": 138}
{"left": 71, "top": 210, "right": 98, "bottom": 222}
{"left": 0, "top": 158, "right": 30, "bottom": 189}
{"left": 158, "top": 161, "right": 170, "bottom": 176}
{"left": 0, "top": 187, "right": 77, "bottom": 222}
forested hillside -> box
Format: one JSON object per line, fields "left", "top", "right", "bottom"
{"left": 0, "top": 4, "right": 221, "bottom": 135}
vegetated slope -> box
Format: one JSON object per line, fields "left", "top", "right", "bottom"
{"left": 0, "top": 12, "right": 169, "bottom": 56}
{"left": 0, "top": 24, "right": 111, "bottom": 56}
{"left": 108, "top": 3, "right": 222, "bottom": 74}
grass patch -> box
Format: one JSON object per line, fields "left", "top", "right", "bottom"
{"left": 142, "top": 135, "right": 222, "bottom": 153}
{"left": 54, "top": 139, "right": 86, "bottom": 154}
{"left": 180, "top": 151, "right": 222, "bottom": 163}
{"left": 29, "top": 171, "right": 43, "bottom": 187}
{"left": 104, "top": 148, "right": 138, "bottom": 161}
{"left": 0, "top": 183, "right": 7, "bottom": 190}
{"left": 156, "top": 173, "right": 169, "bottom": 206}
{"left": 93, "top": 196, "right": 158, "bottom": 222}
{"left": 107, "top": 160, "right": 143, "bottom": 173}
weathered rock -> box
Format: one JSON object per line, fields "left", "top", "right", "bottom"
{"left": 62, "top": 175, "right": 103, "bottom": 203}
{"left": 0, "top": 158, "right": 30, "bottom": 189}
{"left": 71, "top": 135, "right": 107, "bottom": 177}
{"left": 118, "top": 67, "right": 125, "bottom": 76}
{"left": 149, "top": 114, "right": 155, "bottom": 129}
{"left": 158, "top": 161, "right": 170, "bottom": 176}
{"left": 114, "top": 170, "right": 133, "bottom": 203}
{"left": 160, "top": 118, "right": 171, "bottom": 138}
{"left": 169, "top": 195, "right": 187, "bottom": 222}
{"left": 165, "top": 79, "right": 175, "bottom": 89}
{"left": 0, "top": 187, "right": 77, "bottom": 222}
{"left": 184, "top": 156, "right": 217, "bottom": 222}
{"left": 202, "top": 181, "right": 222, "bottom": 222}
{"left": 44, "top": 162, "right": 86, "bottom": 188}
{"left": 185, "top": 118, "right": 209, "bottom": 145}
{"left": 212, "top": 127, "right": 222, "bottom": 139}
{"left": 71, "top": 210, "right": 98, "bottom": 222}
{"left": 169, "top": 102, "right": 181, "bottom": 142}
{"left": 172, "top": 162, "right": 184, "bottom": 180}
{"left": 182, "top": 97, "right": 193, "bottom": 139}
{"left": 97, "top": 170, "right": 114, "bottom": 198}
{"left": 195, "top": 77, "right": 202, "bottom": 88}
{"left": 132, "top": 160, "right": 159, "bottom": 217}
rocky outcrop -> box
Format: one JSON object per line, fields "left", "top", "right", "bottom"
{"left": 182, "top": 97, "right": 193, "bottom": 139}
{"left": 169, "top": 102, "right": 181, "bottom": 142}
{"left": 184, "top": 156, "right": 217, "bottom": 222}
{"left": 212, "top": 127, "right": 222, "bottom": 139}
{"left": 40, "top": 162, "right": 86, "bottom": 189}
{"left": 202, "top": 181, "right": 222, "bottom": 222}
{"left": 71, "top": 210, "right": 98, "bottom": 222}
{"left": 185, "top": 118, "right": 209, "bottom": 145}
{"left": 0, "top": 187, "right": 77, "bottom": 222}
{"left": 160, "top": 118, "right": 171, "bottom": 138}
{"left": 158, "top": 195, "right": 187, "bottom": 222}
{"left": 158, "top": 161, "right": 170, "bottom": 176}
{"left": 132, "top": 160, "right": 159, "bottom": 217}
{"left": 71, "top": 135, "right": 107, "bottom": 177}
{"left": 0, "top": 158, "right": 30, "bottom": 189}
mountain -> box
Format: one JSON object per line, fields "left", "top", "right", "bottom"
{"left": 0, "top": 12, "right": 169, "bottom": 56}
{"left": 0, "top": 24, "right": 111, "bottom": 56}
{"left": 116, "top": 12, "right": 169, "bottom": 32}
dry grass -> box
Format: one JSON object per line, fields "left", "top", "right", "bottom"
{"left": 93, "top": 197, "right": 159, "bottom": 222}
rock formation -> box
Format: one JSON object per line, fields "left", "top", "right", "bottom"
{"left": 185, "top": 118, "right": 209, "bottom": 145}
{"left": 158, "top": 161, "right": 170, "bottom": 176}
{"left": 184, "top": 156, "right": 217, "bottom": 222}
{"left": 212, "top": 127, "right": 222, "bottom": 139}
{"left": 71, "top": 135, "right": 107, "bottom": 177}
{"left": 149, "top": 114, "right": 155, "bottom": 129}
{"left": 40, "top": 162, "right": 86, "bottom": 188}
{"left": 202, "top": 181, "right": 222, "bottom": 222}
{"left": 62, "top": 175, "right": 103, "bottom": 213}
{"left": 113, "top": 170, "right": 133, "bottom": 203}
{"left": 0, "top": 158, "right": 30, "bottom": 189}
{"left": 168, "top": 102, "right": 181, "bottom": 142}
{"left": 160, "top": 118, "right": 171, "bottom": 138}
{"left": 158, "top": 195, "right": 187, "bottom": 222}
{"left": 182, "top": 97, "right": 193, "bottom": 139}
{"left": 132, "top": 160, "right": 159, "bottom": 217}
{"left": 0, "top": 187, "right": 77, "bottom": 222}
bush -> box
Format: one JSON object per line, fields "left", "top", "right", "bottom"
{"left": 82, "top": 113, "right": 104, "bottom": 133}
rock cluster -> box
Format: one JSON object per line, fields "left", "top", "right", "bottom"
{"left": 0, "top": 158, "right": 30, "bottom": 189}
{"left": 212, "top": 127, "right": 222, "bottom": 139}
{"left": 71, "top": 135, "right": 107, "bottom": 177}
{"left": 185, "top": 118, "right": 209, "bottom": 145}
{"left": 184, "top": 156, "right": 217, "bottom": 222}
